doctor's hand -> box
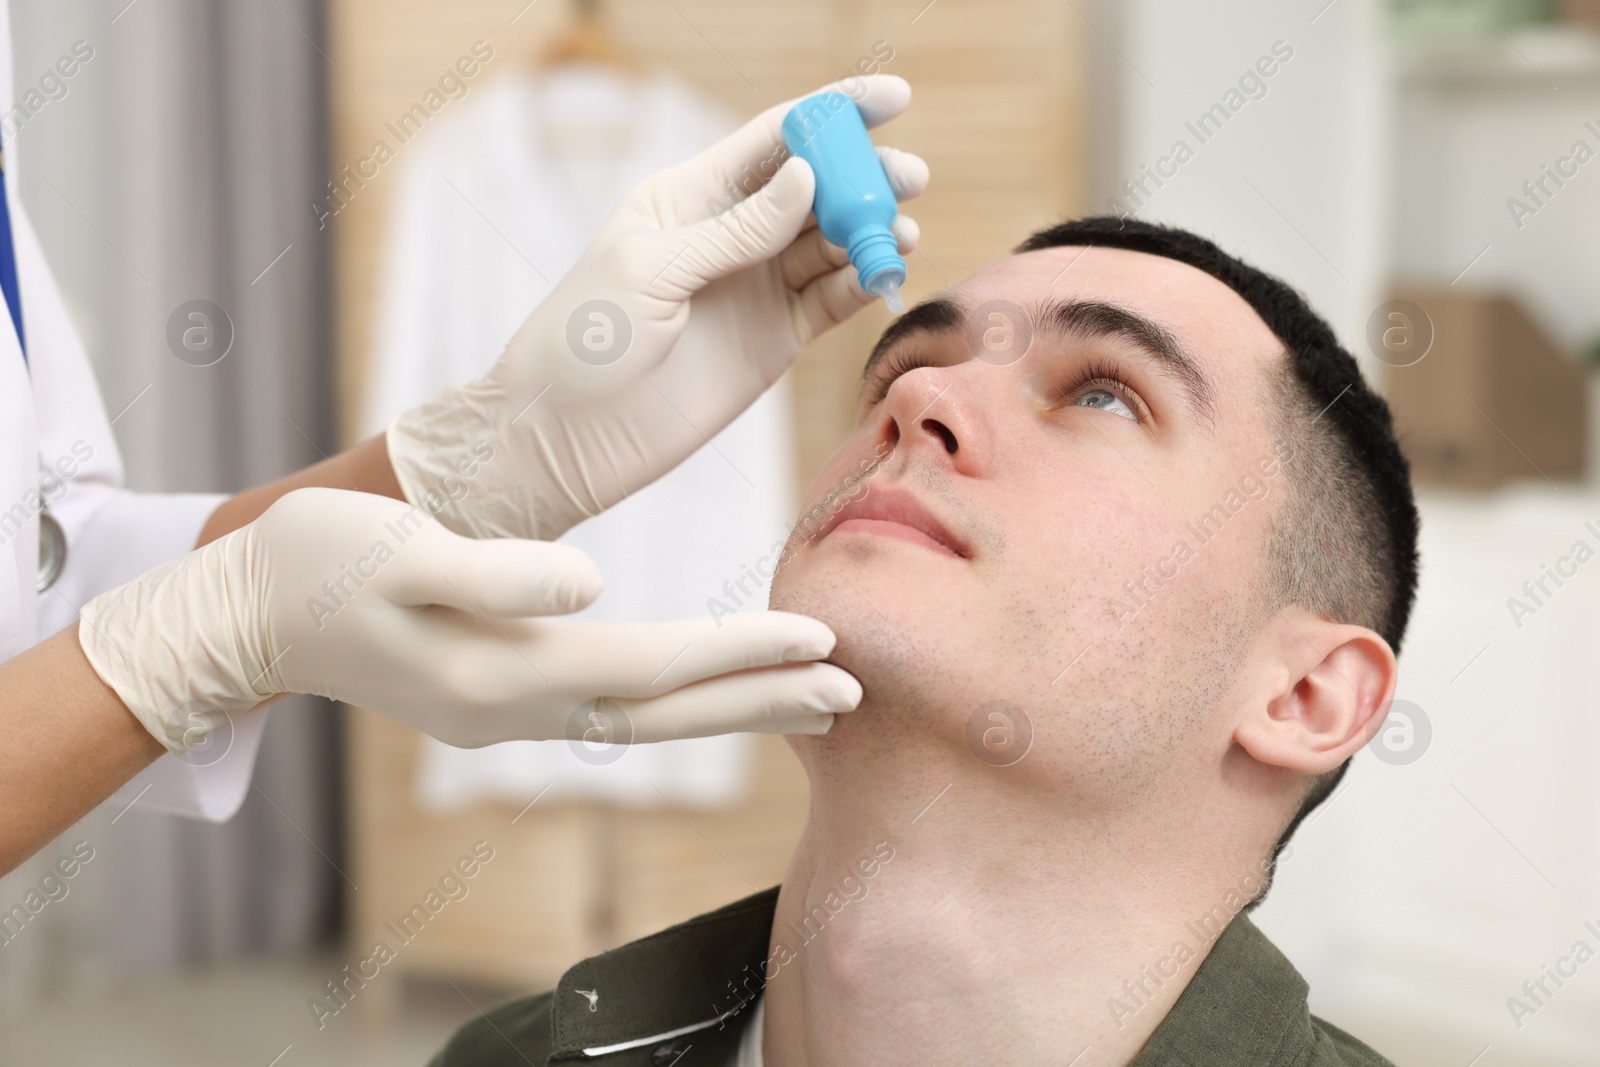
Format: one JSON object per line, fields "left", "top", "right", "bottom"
{"left": 77, "top": 489, "right": 861, "bottom": 753}
{"left": 386, "top": 74, "right": 928, "bottom": 542}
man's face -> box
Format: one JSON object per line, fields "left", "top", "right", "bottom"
{"left": 770, "top": 246, "right": 1294, "bottom": 800}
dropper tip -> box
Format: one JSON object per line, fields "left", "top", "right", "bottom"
{"left": 876, "top": 280, "right": 905, "bottom": 314}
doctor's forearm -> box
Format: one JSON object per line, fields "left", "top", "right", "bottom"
{"left": 0, "top": 624, "right": 164, "bottom": 875}
{"left": 195, "top": 433, "right": 403, "bottom": 546}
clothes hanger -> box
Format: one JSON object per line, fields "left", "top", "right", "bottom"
{"left": 528, "top": 0, "right": 644, "bottom": 292}
{"left": 537, "top": 0, "right": 641, "bottom": 75}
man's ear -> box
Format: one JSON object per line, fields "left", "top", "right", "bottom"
{"left": 1234, "top": 609, "right": 1398, "bottom": 776}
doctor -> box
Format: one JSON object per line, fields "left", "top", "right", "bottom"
{"left": 0, "top": 27, "right": 927, "bottom": 873}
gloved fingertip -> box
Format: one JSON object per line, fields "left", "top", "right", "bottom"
{"left": 821, "top": 668, "right": 864, "bottom": 712}
{"left": 763, "top": 611, "right": 837, "bottom": 661}
{"left": 676, "top": 156, "right": 815, "bottom": 285}
{"left": 782, "top": 661, "right": 863, "bottom": 713}
{"left": 449, "top": 539, "right": 605, "bottom": 617}
{"left": 855, "top": 75, "right": 912, "bottom": 127}
{"left": 536, "top": 543, "right": 605, "bottom": 613}
{"left": 876, "top": 146, "right": 930, "bottom": 200}
{"left": 892, "top": 214, "right": 920, "bottom": 254}
{"left": 770, "top": 155, "right": 816, "bottom": 215}
{"left": 551, "top": 570, "right": 603, "bottom": 615}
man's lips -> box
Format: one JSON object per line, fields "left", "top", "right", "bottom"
{"left": 821, "top": 487, "right": 970, "bottom": 559}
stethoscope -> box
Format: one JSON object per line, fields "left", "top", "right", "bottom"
{"left": 0, "top": 145, "right": 66, "bottom": 594}
{"left": 38, "top": 506, "right": 64, "bottom": 591}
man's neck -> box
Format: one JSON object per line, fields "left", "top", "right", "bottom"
{"left": 759, "top": 747, "right": 1277, "bottom": 1067}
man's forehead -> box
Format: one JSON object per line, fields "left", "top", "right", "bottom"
{"left": 951, "top": 244, "right": 1281, "bottom": 371}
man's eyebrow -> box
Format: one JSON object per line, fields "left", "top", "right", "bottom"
{"left": 859, "top": 294, "right": 1218, "bottom": 427}
{"left": 860, "top": 297, "right": 966, "bottom": 383}
{"left": 1036, "top": 298, "right": 1217, "bottom": 425}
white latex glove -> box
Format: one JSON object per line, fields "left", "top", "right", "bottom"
{"left": 387, "top": 74, "right": 929, "bottom": 541}
{"left": 77, "top": 489, "right": 861, "bottom": 753}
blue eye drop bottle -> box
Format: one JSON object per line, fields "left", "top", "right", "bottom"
{"left": 781, "top": 92, "right": 906, "bottom": 313}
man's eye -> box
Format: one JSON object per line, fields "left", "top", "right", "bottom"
{"left": 1075, "top": 387, "right": 1137, "bottom": 420}
{"left": 863, "top": 351, "right": 934, "bottom": 405}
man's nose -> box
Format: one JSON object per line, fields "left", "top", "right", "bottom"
{"left": 876, "top": 363, "right": 991, "bottom": 476}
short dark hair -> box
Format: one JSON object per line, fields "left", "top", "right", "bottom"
{"left": 1014, "top": 217, "right": 1420, "bottom": 903}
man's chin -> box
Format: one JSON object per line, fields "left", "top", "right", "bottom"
{"left": 771, "top": 568, "right": 962, "bottom": 740}
{"left": 770, "top": 558, "right": 892, "bottom": 683}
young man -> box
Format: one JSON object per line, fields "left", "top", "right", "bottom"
{"left": 427, "top": 216, "right": 1419, "bottom": 1067}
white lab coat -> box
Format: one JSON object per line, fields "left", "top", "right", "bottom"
{"left": 0, "top": 7, "right": 259, "bottom": 822}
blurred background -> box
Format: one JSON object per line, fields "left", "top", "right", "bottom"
{"left": 1, "top": 0, "right": 1599, "bottom": 1064}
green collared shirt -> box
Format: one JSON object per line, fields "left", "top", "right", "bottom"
{"left": 427, "top": 887, "right": 1394, "bottom": 1067}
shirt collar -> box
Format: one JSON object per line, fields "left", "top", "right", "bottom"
{"left": 550, "top": 887, "right": 1316, "bottom": 1066}
{"left": 549, "top": 887, "right": 778, "bottom": 1062}
{"left": 1129, "top": 911, "right": 1316, "bottom": 1066}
